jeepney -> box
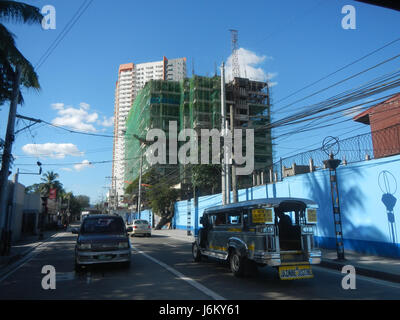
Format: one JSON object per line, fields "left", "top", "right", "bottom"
{"left": 192, "top": 198, "right": 322, "bottom": 280}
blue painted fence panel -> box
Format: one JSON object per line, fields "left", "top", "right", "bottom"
{"left": 173, "top": 154, "right": 400, "bottom": 258}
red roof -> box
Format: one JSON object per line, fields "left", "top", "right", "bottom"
{"left": 353, "top": 93, "right": 400, "bottom": 125}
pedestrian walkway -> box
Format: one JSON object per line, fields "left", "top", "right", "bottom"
{"left": 0, "top": 229, "right": 60, "bottom": 271}
{"left": 153, "top": 228, "right": 400, "bottom": 283}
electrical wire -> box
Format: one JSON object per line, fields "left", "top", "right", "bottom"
{"left": 35, "top": 0, "right": 94, "bottom": 70}
{"left": 274, "top": 36, "right": 400, "bottom": 105}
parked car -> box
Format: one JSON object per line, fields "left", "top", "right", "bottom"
{"left": 72, "top": 215, "right": 133, "bottom": 271}
{"left": 129, "top": 219, "right": 151, "bottom": 237}
{"left": 192, "top": 198, "right": 321, "bottom": 280}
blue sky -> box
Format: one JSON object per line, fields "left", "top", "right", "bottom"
{"left": 1, "top": 0, "right": 400, "bottom": 204}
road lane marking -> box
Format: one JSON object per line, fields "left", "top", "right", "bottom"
{"left": 132, "top": 247, "right": 226, "bottom": 300}
{"left": 0, "top": 232, "right": 64, "bottom": 283}
{"left": 313, "top": 266, "right": 400, "bottom": 290}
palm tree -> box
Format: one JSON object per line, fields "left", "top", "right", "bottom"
{"left": 40, "top": 170, "right": 63, "bottom": 197}
{"left": 0, "top": 0, "right": 43, "bottom": 105}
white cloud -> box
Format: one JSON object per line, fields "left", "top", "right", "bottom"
{"left": 51, "top": 103, "right": 64, "bottom": 110}
{"left": 98, "top": 116, "right": 114, "bottom": 127}
{"left": 61, "top": 167, "right": 73, "bottom": 172}
{"left": 80, "top": 102, "right": 90, "bottom": 111}
{"left": 51, "top": 102, "right": 99, "bottom": 132}
{"left": 342, "top": 98, "right": 373, "bottom": 118}
{"left": 22, "top": 143, "right": 83, "bottom": 159}
{"left": 74, "top": 160, "right": 93, "bottom": 172}
{"left": 225, "top": 48, "right": 277, "bottom": 85}
{"left": 342, "top": 105, "right": 364, "bottom": 118}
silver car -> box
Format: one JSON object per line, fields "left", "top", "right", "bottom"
{"left": 73, "top": 215, "right": 132, "bottom": 271}
{"left": 130, "top": 219, "right": 151, "bottom": 237}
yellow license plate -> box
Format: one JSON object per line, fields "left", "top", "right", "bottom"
{"left": 279, "top": 265, "right": 313, "bottom": 280}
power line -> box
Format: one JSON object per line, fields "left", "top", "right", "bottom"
{"left": 274, "top": 97, "right": 400, "bottom": 159}
{"left": 35, "top": 0, "right": 94, "bottom": 70}
{"left": 266, "top": 68, "right": 400, "bottom": 131}
{"left": 273, "top": 36, "right": 400, "bottom": 106}
{"left": 274, "top": 53, "right": 400, "bottom": 116}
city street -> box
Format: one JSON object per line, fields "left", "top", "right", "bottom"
{"left": 0, "top": 230, "right": 399, "bottom": 300}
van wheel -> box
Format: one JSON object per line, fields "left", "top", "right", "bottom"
{"left": 192, "top": 243, "right": 202, "bottom": 262}
{"left": 230, "top": 250, "right": 245, "bottom": 277}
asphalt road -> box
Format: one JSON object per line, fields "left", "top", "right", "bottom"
{"left": 0, "top": 230, "right": 399, "bottom": 300}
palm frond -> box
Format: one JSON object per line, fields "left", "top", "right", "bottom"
{"left": 0, "top": 23, "right": 40, "bottom": 90}
{"left": 0, "top": 0, "right": 43, "bottom": 25}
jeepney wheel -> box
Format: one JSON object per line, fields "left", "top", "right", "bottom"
{"left": 230, "top": 250, "right": 245, "bottom": 277}
{"left": 192, "top": 243, "right": 202, "bottom": 262}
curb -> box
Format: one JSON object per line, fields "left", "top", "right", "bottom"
{"left": 0, "top": 232, "right": 59, "bottom": 275}
{"left": 320, "top": 259, "right": 400, "bottom": 284}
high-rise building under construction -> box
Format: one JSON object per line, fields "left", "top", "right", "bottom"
{"left": 124, "top": 75, "right": 272, "bottom": 198}
{"left": 112, "top": 57, "right": 187, "bottom": 207}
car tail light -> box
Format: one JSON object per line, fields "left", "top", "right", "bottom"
{"left": 148, "top": 226, "right": 151, "bottom": 229}
{"left": 133, "top": 226, "right": 137, "bottom": 229}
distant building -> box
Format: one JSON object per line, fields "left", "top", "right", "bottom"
{"left": 112, "top": 58, "right": 187, "bottom": 206}
{"left": 354, "top": 93, "right": 400, "bottom": 159}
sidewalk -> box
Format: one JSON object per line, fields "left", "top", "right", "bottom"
{"left": 153, "top": 228, "right": 400, "bottom": 283}
{"left": 0, "top": 229, "right": 60, "bottom": 272}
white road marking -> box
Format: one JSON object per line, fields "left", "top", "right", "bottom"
{"left": 0, "top": 233, "right": 63, "bottom": 283}
{"left": 132, "top": 247, "right": 226, "bottom": 300}
{"left": 313, "top": 266, "right": 400, "bottom": 290}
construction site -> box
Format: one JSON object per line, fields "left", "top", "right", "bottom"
{"left": 124, "top": 80, "right": 181, "bottom": 188}
{"left": 124, "top": 74, "right": 273, "bottom": 200}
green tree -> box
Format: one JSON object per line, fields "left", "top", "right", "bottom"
{"left": 25, "top": 182, "right": 43, "bottom": 194}
{"left": 192, "top": 164, "right": 221, "bottom": 196}
{"left": 147, "top": 180, "right": 178, "bottom": 229}
{"left": 0, "top": 0, "right": 43, "bottom": 105}
{"left": 125, "top": 168, "right": 163, "bottom": 207}
{"left": 40, "top": 170, "right": 63, "bottom": 197}
{"left": 75, "top": 195, "right": 90, "bottom": 209}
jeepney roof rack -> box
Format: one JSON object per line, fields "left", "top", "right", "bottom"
{"left": 203, "top": 197, "right": 318, "bottom": 214}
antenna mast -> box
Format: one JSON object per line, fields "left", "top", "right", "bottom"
{"left": 229, "top": 29, "right": 240, "bottom": 78}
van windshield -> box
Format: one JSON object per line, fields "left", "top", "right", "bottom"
{"left": 81, "top": 217, "right": 125, "bottom": 234}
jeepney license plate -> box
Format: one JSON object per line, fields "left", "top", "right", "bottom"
{"left": 279, "top": 265, "right": 314, "bottom": 280}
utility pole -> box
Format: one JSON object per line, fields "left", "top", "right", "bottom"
{"left": 220, "top": 62, "right": 227, "bottom": 205}
{"left": 225, "top": 117, "right": 231, "bottom": 205}
{"left": 0, "top": 66, "right": 21, "bottom": 256}
{"left": 230, "top": 104, "right": 238, "bottom": 203}
{"left": 138, "top": 151, "right": 143, "bottom": 219}
{"left": 322, "top": 137, "right": 346, "bottom": 261}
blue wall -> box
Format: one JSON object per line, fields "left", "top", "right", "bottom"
{"left": 125, "top": 210, "right": 153, "bottom": 227}
{"left": 173, "top": 155, "right": 400, "bottom": 258}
